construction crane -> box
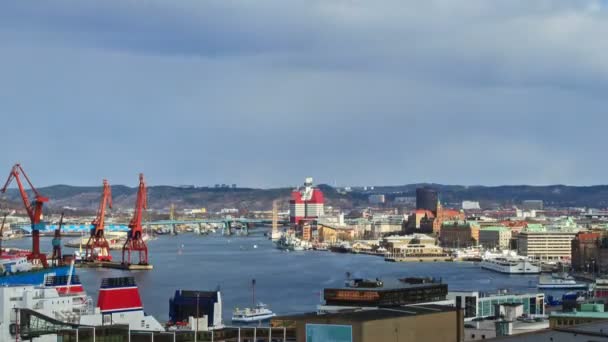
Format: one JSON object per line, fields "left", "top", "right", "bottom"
{"left": 122, "top": 173, "right": 149, "bottom": 265}
{"left": 85, "top": 179, "right": 112, "bottom": 262}
{"left": 51, "top": 212, "right": 64, "bottom": 266}
{"left": 0, "top": 212, "right": 7, "bottom": 257}
{"left": 1, "top": 164, "right": 49, "bottom": 267}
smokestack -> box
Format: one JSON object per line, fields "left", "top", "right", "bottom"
{"left": 456, "top": 296, "right": 463, "bottom": 342}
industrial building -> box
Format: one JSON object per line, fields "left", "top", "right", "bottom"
{"left": 271, "top": 305, "right": 463, "bottom": 342}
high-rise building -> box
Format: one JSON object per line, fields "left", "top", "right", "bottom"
{"left": 416, "top": 187, "right": 438, "bottom": 212}
{"left": 289, "top": 177, "right": 324, "bottom": 224}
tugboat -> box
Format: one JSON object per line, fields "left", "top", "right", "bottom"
{"left": 232, "top": 279, "right": 276, "bottom": 323}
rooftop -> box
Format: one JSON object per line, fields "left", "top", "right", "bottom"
{"left": 481, "top": 226, "right": 509, "bottom": 232}
{"left": 274, "top": 305, "right": 455, "bottom": 323}
{"left": 327, "top": 277, "right": 445, "bottom": 292}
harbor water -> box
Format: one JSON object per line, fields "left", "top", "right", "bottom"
{"left": 5, "top": 231, "right": 552, "bottom": 322}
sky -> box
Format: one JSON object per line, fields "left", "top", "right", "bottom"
{"left": 1, "top": 0, "right": 608, "bottom": 188}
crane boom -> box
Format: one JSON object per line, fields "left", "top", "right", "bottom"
{"left": 1, "top": 164, "right": 49, "bottom": 267}
{"left": 85, "top": 180, "right": 113, "bottom": 262}
{"left": 122, "top": 173, "right": 149, "bottom": 265}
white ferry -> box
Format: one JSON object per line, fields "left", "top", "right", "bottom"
{"left": 232, "top": 303, "right": 276, "bottom": 322}
{"left": 481, "top": 251, "right": 540, "bottom": 274}
{"left": 538, "top": 273, "right": 588, "bottom": 289}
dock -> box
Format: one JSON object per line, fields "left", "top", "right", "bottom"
{"left": 385, "top": 256, "right": 454, "bottom": 262}
{"left": 76, "top": 261, "right": 153, "bottom": 270}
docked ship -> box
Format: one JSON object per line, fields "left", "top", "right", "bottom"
{"left": 538, "top": 273, "right": 588, "bottom": 289}
{"left": 0, "top": 249, "right": 74, "bottom": 286}
{"left": 480, "top": 251, "right": 540, "bottom": 274}
{"left": 0, "top": 275, "right": 163, "bottom": 341}
{"left": 232, "top": 303, "right": 276, "bottom": 323}
{"left": 232, "top": 279, "right": 276, "bottom": 323}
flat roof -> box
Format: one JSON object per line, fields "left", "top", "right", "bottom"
{"left": 328, "top": 278, "right": 444, "bottom": 291}
{"left": 274, "top": 305, "right": 456, "bottom": 323}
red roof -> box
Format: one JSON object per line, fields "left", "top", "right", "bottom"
{"left": 412, "top": 209, "right": 435, "bottom": 218}
{"left": 577, "top": 232, "right": 600, "bottom": 241}
{"left": 442, "top": 209, "right": 461, "bottom": 217}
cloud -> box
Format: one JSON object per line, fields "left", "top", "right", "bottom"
{"left": 0, "top": 0, "right": 607, "bottom": 187}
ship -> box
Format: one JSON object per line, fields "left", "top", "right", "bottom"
{"left": 232, "top": 303, "right": 276, "bottom": 323}
{"left": 232, "top": 279, "right": 276, "bottom": 323}
{"left": 537, "top": 273, "right": 588, "bottom": 289}
{"left": 0, "top": 249, "right": 74, "bottom": 286}
{"left": 480, "top": 251, "right": 540, "bottom": 274}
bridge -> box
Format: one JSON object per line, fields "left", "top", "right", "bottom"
{"left": 14, "top": 218, "right": 287, "bottom": 234}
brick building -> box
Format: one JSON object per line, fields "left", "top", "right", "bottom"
{"left": 439, "top": 221, "right": 480, "bottom": 248}
{"left": 571, "top": 231, "right": 608, "bottom": 274}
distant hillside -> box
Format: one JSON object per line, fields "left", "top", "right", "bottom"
{"left": 2, "top": 183, "right": 608, "bottom": 212}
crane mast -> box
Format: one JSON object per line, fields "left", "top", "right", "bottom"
{"left": 122, "top": 173, "right": 149, "bottom": 265}
{"left": 1, "top": 164, "right": 49, "bottom": 267}
{"left": 51, "top": 212, "right": 64, "bottom": 266}
{"left": 85, "top": 179, "right": 113, "bottom": 262}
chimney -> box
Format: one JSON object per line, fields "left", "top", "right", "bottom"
{"left": 456, "top": 296, "right": 463, "bottom": 342}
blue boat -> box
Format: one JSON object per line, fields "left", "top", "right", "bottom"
{"left": 0, "top": 265, "right": 73, "bottom": 286}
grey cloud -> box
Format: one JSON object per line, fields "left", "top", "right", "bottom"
{"left": 0, "top": 0, "right": 607, "bottom": 187}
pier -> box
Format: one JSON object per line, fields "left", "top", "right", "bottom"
{"left": 76, "top": 261, "right": 154, "bottom": 271}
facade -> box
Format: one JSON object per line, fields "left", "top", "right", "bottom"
{"left": 462, "top": 201, "right": 481, "bottom": 210}
{"left": 272, "top": 305, "right": 463, "bottom": 342}
{"left": 370, "top": 215, "right": 405, "bottom": 237}
{"left": 571, "top": 231, "right": 608, "bottom": 273}
{"left": 549, "top": 303, "right": 608, "bottom": 328}
{"left": 439, "top": 221, "right": 480, "bottom": 248}
{"left": 479, "top": 227, "right": 512, "bottom": 249}
{"left": 416, "top": 187, "right": 438, "bottom": 212}
{"left": 289, "top": 177, "right": 325, "bottom": 224}
{"left": 517, "top": 230, "right": 577, "bottom": 260}
{"left": 382, "top": 234, "right": 442, "bottom": 257}
{"left": 521, "top": 200, "right": 543, "bottom": 210}
{"left": 368, "top": 194, "right": 386, "bottom": 205}
{"left": 448, "top": 291, "right": 545, "bottom": 321}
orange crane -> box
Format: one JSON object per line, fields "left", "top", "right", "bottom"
{"left": 85, "top": 180, "right": 113, "bottom": 262}
{"left": 1, "top": 164, "right": 49, "bottom": 267}
{"left": 122, "top": 173, "right": 149, "bottom": 265}
{"left": 0, "top": 213, "right": 7, "bottom": 257}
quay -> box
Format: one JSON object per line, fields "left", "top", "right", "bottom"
{"left": 76, "top": 261, "right": 154, "bottom": 271}
{"left": 385, "top": 256, "right": 455, "bottom": 262}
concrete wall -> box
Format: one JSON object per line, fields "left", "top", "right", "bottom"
{"left": 361, "top": 311, "right": 462, "bottom": 342}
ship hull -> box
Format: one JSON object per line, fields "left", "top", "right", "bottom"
{"left": 0, "top": 266, "right": 72, "bottom": 285}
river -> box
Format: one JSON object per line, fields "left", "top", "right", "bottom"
{"left": 4, "top": 230, "right": 546, "bottom": 322}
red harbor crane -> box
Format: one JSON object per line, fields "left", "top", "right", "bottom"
{"left": 85, "top": 180, "right": 113, "bottom": 262}
{"left": 0, "top": 164, "right": 49, "bottom": 267}
{"left": 122, "top": 173, "right": 149, "bottom": 265}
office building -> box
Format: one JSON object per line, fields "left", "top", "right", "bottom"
{"left": 517, "top": 230, "right": 576, "bottom": 260}
{"left": 479, "top": 227, "right": 512, "bottom": 250}
{"left": 416, "top": 187, "right": 438, "bottom": 212}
